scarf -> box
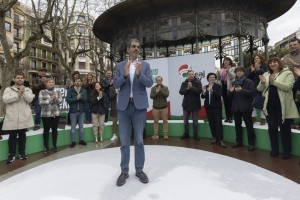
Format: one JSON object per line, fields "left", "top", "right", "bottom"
{"left": 220, "top": 65, "right": 230, "bottom": 82}
{"left": 47, "top": 87, "right": 54, "bottom": 91}
{"left": 233, "top": 76, "right": 246, "bottom": 86}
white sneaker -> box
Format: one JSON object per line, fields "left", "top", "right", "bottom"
{"left": 110, "top": 134, "right": 118, "bottom": 140}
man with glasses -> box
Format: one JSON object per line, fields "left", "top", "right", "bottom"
{"left": 113, "top": 38, "right": 153, "bottom": 186}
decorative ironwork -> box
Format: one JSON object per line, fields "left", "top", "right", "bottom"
{"left": 93, "top": 0, "right": 295, "bottom": 61}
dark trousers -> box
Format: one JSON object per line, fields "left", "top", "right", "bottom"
{"left": 183, "top": 110, "right": 198, "bottom": 136}
{"left": 8, "top": 129, "right": 27, "bottom": 156}
{"left": 206, "top": 107, "right": 223, "bottom": 141}
{"left": 233, "top": 111, "right": 255, "bottom": 145}
{"left": 105, "top": 98, "right": 110, "bottom": 122}
{"left": 42, "top": 117, "right": 60, "bottom": 149}
{"left": 34, "top": 99, "right": 41, "bottom": 125}
{"left": 266, "top": 104, "right": 293, "bottom": 155}
{"left": 221, "top": 81, "right": 232, "bottom": 120}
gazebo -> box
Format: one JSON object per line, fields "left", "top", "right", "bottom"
{"left": 93, "top": 0, "right": 296, "bottom": 66}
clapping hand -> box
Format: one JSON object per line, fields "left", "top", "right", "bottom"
{"left": 52, "top": 91, "right": 58, "bottom": 100}
{"left": 124, "top": 61, "right": 130, "bottom": 76}
{"left": 135, "top": 62, "right": 142, "bottom": 75}
{"left": 229, "top": 85, "right": 235, "bottom": 92}
{"left": 234, "top": 85, "right": 242, "bottom": 92}
{"left": 294, "top": 67, "right": 300, "bottom": 77}
{"left": 156, "top": 85, "right": 161, "bottom": 93}
{"left": 259, "top": 75, "right": 266, "bottom": 84}
{"left": 18, "top": 86, "right": 25, "bottom": 95}
{"left": 269, "top": 74, "right": 276, "bottom": 84}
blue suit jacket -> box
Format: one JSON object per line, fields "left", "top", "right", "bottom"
{"left": 113, "top": 60, "right": 153, "bottom": 111}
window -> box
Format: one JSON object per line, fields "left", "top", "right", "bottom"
{"left": 78, "top": 15, "right": 85, "bottom": 22}
{"left": 5, "top": 22, "right": 11, "bottom": 32}
{"left": 32, "top": 73, "right": 38, "bottom": 80}
{"left": 13, "top": 28, "right": 19, "bottom": 37}
{"left": 52, "top": 53, "right": 56, "bottom": 61}
{"left": 31, "top": 60, "right": 37, "bottom": 69}
{"left": 89, "top": 19, "right": 93, "bottom": 25}
{"left": 5, "top": 10, "right": 11, "bottom": 17}
{"left": 78, "top": 53, "right": 85, "bottom": 58}
{"left": 234, "top": 47, "right": 239, "bottom": 55}
{"left": 78, "top": 26, "right": 85, "bottom": 34}
{"left": 90, "top": 64, "right": 95, "bottom": 71}
{"left": 79, "top": 38, "right": 85, "bottom": 47}
{"left": 42, "top": 50, "right": 46, "bottom": 59}
{"left": 42, "top": 62, "right": 47, "bottom": 69}
{"left": 13, "top": 43, "right": 19, "bottom": 52}
{"left": 52, "top": 64, "right": 57, "bottom": 71}
{"left": 79, "top": 62, "right": 85, "bottom": 69}
{"left": 31, "top": 47, "right": 36, "bottom": 56}
{"left": 14, "top": 15, "right": 19, "bottom": 24}
{"left": 69, "top": 15, "right": 74, "bottom": 22}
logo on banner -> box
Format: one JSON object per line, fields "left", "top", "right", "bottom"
{"left": 178, "top": 64, "right": 192, "bottom": 78}
{"left": 54, "top": 85, "right": 69, "bottom": 112}
{"left": 178, "top": 64, "right": 205, "bottom": 80}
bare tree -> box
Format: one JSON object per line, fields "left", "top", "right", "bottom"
{"left": 0, "top": 0, "right": 57, "bottom": 115}
{"left": 0, "top": 0, "right": 117, "bottom": 115}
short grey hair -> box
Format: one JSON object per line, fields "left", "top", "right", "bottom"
{"left": 127, "top": 38, "right": 140, "bottom": 48}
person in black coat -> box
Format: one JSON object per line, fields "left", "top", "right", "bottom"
{"left": 247, "top": 55, "right": 267, "bottom": 125}
{"left": 179, "top": 70, "right": 202, "bottom": 141}
{"left": 201, "top": 73, "right": 226, "bottom": 147}
{"left": 229, "top": 67, "right": 256, "bottom": 151}
{"left": 90, "top": 82, "right": 107, "bottom": 143}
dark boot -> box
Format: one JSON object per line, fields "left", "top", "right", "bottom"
{"left": 181, "top": 123, "right": 189, "bottom": 139}
{"left": 193, "top": 124, "right": 200, "bottom": 141}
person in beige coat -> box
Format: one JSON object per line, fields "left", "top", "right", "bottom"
{"left": 257, "top": 57, "right": 299, "bottom": 159}
{"left": 2, "top": 72, "right": 34, "bottom": 164}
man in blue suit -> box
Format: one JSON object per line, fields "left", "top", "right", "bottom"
{"left": 114, "top": 38, "right": 153, "bottom": 186}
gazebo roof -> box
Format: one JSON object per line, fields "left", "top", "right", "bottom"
{"left": 93, "top": 0, "right": 297, "bottom": 44}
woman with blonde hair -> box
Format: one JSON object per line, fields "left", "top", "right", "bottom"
{"left": 39, "top": 78, "right": 63, "bottom": 153}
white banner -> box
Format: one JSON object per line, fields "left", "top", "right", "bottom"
{"left": 147, "top": 53, "right": 215, "bottom": 117}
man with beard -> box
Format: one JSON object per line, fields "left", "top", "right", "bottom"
{"left": 179, "top": 70, "right": 202, "bottom": 141}
{"left": 101, "top": 70, "right": 113, "bottom": 122}
{"left": 282, "top": 38, "right": 300, "bottom": 129}
{"left": 113, "top": 38, "right": 153, "bottom": 186}
{"left": 2, "top": 72, "right": 34, "bottom": 164}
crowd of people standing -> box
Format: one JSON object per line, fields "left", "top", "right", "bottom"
{"left": 1, "top": 37, "right": 300, "bottom": 185}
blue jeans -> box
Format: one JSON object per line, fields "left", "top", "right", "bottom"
{"left": 118, "top": 101, "right": 146, "bottom": 173}
{"left": 34, "top": 99, "right": 41, "bottom": 125}
{"left": 70, "top": 112, "right": 85, "bottom": 142}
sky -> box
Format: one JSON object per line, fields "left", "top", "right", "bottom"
{"left": 268, "top": 0, "right": 300, "bottom": 45}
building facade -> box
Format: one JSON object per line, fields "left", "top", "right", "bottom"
{"left": 275, "top": 27, "right": 300, "bottom": 48}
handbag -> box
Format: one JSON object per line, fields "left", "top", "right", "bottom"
{"left": 253, "top": 94, "right": 265, "bottom": 110}
{"left": 0, "top": 118, "right": 10, "bottom": 135}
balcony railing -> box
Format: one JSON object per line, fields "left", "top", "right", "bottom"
{"left": 29, "top": 52, "right": 59, "bottom": 61}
